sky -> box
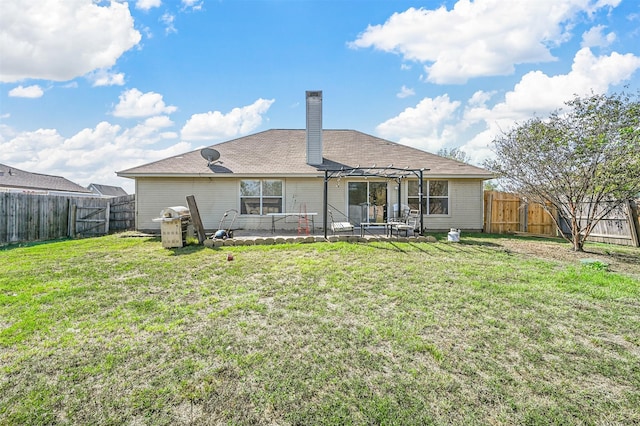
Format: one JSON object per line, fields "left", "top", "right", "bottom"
{"left": 1, "top": 0, "right": 639, "bottom": 194}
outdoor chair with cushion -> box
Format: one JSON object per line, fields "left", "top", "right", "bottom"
{"left": 329, "top": 211, "right": 354, "bottom": 234}
{"left": 406, "top": 209, "right": 420, "bottom": 232}
{"left": 392, "top": 209, "right": 420, "bottom": 237}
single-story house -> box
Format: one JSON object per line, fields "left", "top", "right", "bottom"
{"left": 87, "top": 183, "right": 128, "bottom": 197}
{"left": 0, "top": 163, "right": 93, "bottom": 196}
{"left": 117, "top": 91, "right": 494, "bottom": 234}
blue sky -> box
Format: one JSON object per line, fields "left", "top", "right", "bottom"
{"left": 1, "top": 0, "right": 639, "bottom": 194}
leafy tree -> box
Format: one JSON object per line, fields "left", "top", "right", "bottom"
{"left": 483, "top": 180, "right": 499, "bottom": 191}
{"left": 484, "top": 92, "right": 640, "bottom": 251}
{"left": 437, "top": 147, "right": 471, "bottom": 164}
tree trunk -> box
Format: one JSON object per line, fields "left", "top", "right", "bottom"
{"left": 570, "top": 217, "right": 584, "bottom": 252}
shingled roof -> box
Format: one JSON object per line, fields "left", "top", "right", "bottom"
{"left": 0, "top": 163, "right": 92, "bottom": 194}
{"left": 87, "top": 183, "right": 128, "bottom": 197}
{"left": 117, "top": 129, "right": 493, "bottom": 179}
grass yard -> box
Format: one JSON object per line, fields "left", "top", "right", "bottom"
{"left": 1, "top": 233, "right": 639, "bottom": 425}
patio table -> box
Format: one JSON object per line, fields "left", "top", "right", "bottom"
{"left": 267, "top": 212, "right": 317, "bottom": 233}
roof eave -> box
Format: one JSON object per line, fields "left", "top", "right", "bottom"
{"left": 116, "top": 172, "right": 327, "bottom": 179}
{"left": 117, "top": 172, "right": 495, "bottom": 180}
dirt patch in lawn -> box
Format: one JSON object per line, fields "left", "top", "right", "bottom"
{"left": 493, "top": 237, "right": 640, "bottom": 278}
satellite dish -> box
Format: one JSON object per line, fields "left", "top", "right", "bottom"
{"left": 200, "top": 148, "right": 220, "bottom": 165}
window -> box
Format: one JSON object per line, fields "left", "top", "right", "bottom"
{"left": 240, "top": 180, "right": 283, "bottom": 215}
{"left": 407, "top": 180, "right": 449, "bottom": 215}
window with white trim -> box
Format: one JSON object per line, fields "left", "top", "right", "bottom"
{"left": 240, "top": 180, "right": 283, "bottom": 215}
{"left": 407, "top": 180, "right": 449, "bottom": 215}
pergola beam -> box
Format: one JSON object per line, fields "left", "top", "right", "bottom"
{"left": 322, "top": 166, "right": 428, "bottom": 238}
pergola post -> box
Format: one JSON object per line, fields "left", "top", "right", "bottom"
{"left": 323, "top": 170, "right": 329, "bottom": 239}
{"left": 419, "top": 169, "right": 424, "bottom": 235}
{"left": 321, "top": 166, "right": 429, "bottom": 239}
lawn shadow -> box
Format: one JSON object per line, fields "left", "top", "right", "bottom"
{"left": 415, "top": 234, "right": 513, "bottom": 258}
{"left": 429, "top": 233, "right": 504, "bottom": 248}
{"left": 365, "top": 240, "right": 408, "bottom": 253}
{"left": 0, "top": 237, "right": 73, "bottom": 251}
{"left": 168, "top": 244, "right": 207, "bottom": 256}
{"left": 138, "top": 235, "right": 208, "bottom": 255}
{"left": 606, "top": 252, "right": 640, "bottom": 266}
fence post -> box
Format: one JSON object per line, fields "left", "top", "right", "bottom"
{"left": 68, "top": 202, "right": 77, "bottom": 238}
{"left": 484, "top": 191, "right": 492, "bottom": 233}
{"left": 105, "top": 202, "right": 111, "bottom": 235}
{"left": 626, "top": 200, "right": 640, "bottom": 247}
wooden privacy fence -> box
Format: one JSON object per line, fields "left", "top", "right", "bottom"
{"left": 0, "top": 193, "right": 135, "bottom": 245}
{"left": 484, "top": 191, "right": 640, "bottom": 247}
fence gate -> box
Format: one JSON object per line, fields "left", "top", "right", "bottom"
{"left": 69, "top": 201, "right": 110, "bottom": 238}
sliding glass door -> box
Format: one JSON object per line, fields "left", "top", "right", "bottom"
{"left": 348, "top": 181, "right": 387, "bottom": 225}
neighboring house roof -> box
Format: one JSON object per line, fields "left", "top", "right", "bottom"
{"left": 87, "top": 183, "right": 128, "bottom": 197}
{"left": 0, "top": 163, "right": 92, "bottom": 194}
{"left": 118, "top": 129, "right": 494, "bottom": 179}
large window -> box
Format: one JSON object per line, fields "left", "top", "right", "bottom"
{"left": 240, "top": 180, "right": 283, "bottom": 215}
{"left": 407, "top": 180, "right": 449, "bottom": 215}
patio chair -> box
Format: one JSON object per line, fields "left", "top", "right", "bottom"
{"left": 393, "top": 209, "right": 420, "bottom": 237}
{"left": 328, "top": 210, "right": 354, "bottom": 234}
{"left": 406, "top": 209, "right": 420, "bottom": 232}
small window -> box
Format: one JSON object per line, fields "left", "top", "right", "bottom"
{"left": 408, "top": 180, "right": 449, "bottom": 215}
{"left": 240, "top": 180, "right": 283, "bottom": 215}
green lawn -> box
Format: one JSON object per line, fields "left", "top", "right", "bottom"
{"left": 1, "top": 234, "right": 639, "bottom": 425}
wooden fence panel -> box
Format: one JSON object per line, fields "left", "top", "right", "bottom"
{"left": 0, "top": 193, "right": 71, "bottom": 244}
{"left": 484, "top": 191, "right": 522, "bottom": 234}
{"left": 484, "top": 191, "right": 640, "bottom": 247}
{"left": 109, "top": 194, "right": 136, "bottom": 232}
{"left": 1, "top": 192, "right": 136, "bottom": 245}
{"left": 579, "top": 201, "right": 638, "bottom": 247}
{"left": 526, "top": 202, "right": 556, "bottom": 236}
{"left": 71, "top": 199, "right": 110, "bottom": 238}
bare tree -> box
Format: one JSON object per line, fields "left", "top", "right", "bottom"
{"left": 437, "top": 147, "right": 471, "bottom": 164}
{"left": 484, "top": 92, "right": 640, "bottom": 251}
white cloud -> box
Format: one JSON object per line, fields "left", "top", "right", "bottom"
{"left": 500, "top": 48, "right": 640, "bottom": 114}
{"left": 182, "top": 0, "right": 204, "bottom": 11}
{"left": 0, "top": 0, "right": 141, "bottom": 82}
{"left": 161, "top": 13, "right": 177, "bottom": 34}
{"left": 581, "top": 25, "right": 616, "bottom": 47}
{"left": 8, "top": 85, "right": 44, "bottom": 98}
{"left": 376, "top": 47, "right": 640, "bottom": 163}
{"left": 136, "top": 0, "right": 162, "bottom": 11}
{"left": 349, "top": 0, "right": 622, "bottom": 84}
{"left": 459, "top": 47, "right": 640, "bottom": 163}
{"left": 396, "top": 85, "right": 415, "bottom": 99}
{"left": 143, "top": 116, "right": 174, "bottom": 129}
{"left": 467, "top": 90, "right": 496, "bottom": 108}
{"left": 376, "top": 95, "right": 461, "bottom": 152}
{"left": 181, "top": 99, "right": 275, "bottom": 141}
{"left": 112, "top": 89, "right": 178, "bottom": 118}
{"left": 0, "top": 121, "right": 189, "bottom": 193}
{"left": 88, "top": 69, "right": 126, "bottom": 87}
